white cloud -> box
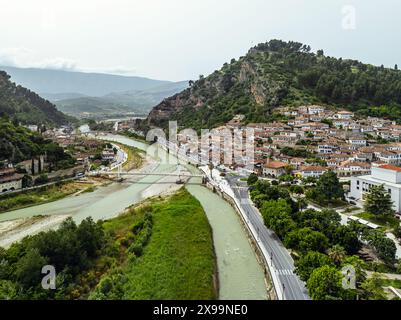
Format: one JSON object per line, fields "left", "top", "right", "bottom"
{"left": 0, "top": 47, "right": 77, "bottom": 71}
{"left": 99, "top": 66, "right": 138, "bottom": 76}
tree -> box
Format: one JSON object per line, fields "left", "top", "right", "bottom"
{"left": 14, "top": 248, "right": 48, "bottom": 289}
{"left": 284, "top": 227, "right": 329, "bottom": 253}
{"left": 360, "top": 273, "right": 386, "bottom": 300}
{"left": 307, "top": 265, "right": 344, "bottom": 300}
{"left": 76, "top": 217, "right": 105, "bottom": 258}
{"left": 261, "top": 199, "right": 295, "bottom": 238}
{"left": 364, "top": 184, "right": 394, "bottom": 218}
{"left": 295, "top": 208, "right": 340, "bottom": 233}
{"left": 34, "top": 174, "right": 48, "bottom": 185}
{"left": 393, "top": 226, "right": 401, "bottom": 239}
{"left": 22, "top": 175, "right": 33, "bottom": 188}
{"left": 295, "top": 252, "right": 333, "bottom": 282}
{"left": 315, "top": 171, "right": 344, "bottom": 203}
{"left": 290, "top": 185, "right": 304, "bottom": 195}
{"left": 331, "top": 225, "right": 361, "bottom": 255}
{"left": 363, "top": 230, "right": 396, "bottom": 264}
{"left": 342, "top": 256, "right": 367, "bottom": 287}
{"left": 328, "top": 245, "right": 346, "bottom": 266}
{"left": 0, "top": 280, "right": 18, "bottom": 300}
{"left": 279, "top": 174, "right": 294, "bottom": 183}
{"left": 297, "top": 198, "right": 308, "bottom": 211}
{"left": 247, "top": 173, "right": 258, "bottom": 185}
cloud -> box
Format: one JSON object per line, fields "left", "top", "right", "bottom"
{"left": 0, "top": 48, "right": 141, "bottom": 76}
{"left": 0, "top": 47, "right": 77, "bottom": 71}
{"left": 99, "top": 66, "right": 138, "bottom": 76}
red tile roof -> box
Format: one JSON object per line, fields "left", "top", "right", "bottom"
{"left": 301, "top": 165, "right": 328, "bottom": 172}
{"left": 380, "top": 164, "right": 401, "bottom": 172}
{"left": 265, "top": 161, "right": 287, "bottom": 169}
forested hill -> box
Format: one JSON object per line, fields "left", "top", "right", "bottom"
{"left": 0, "top": 71, "right": 71, "bottom": 126}
{"left": 0, "top": 118, "right": 73, "bottom": 164}
{"left": 146, "top": 39, "right": 401, "bottom": 129}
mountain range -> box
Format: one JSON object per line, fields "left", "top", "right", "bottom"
{"left": 1, "top": 66, "right": 188, "bottom": 118}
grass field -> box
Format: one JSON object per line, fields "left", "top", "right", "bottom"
{"left": 357, "top": 212, "right": 400, "bottom": 230}
{"left": 92, "top": 188, "right": 217, "bottom": 300}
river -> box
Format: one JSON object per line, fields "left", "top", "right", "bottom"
{"left": 0, "top": 134, "right": 268, "bottom": 300}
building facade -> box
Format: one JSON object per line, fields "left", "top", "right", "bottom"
{"left": 349, "top": 165, "right": 401, "bottom": 213}
{"left": 0, "top": 169, "right": 23, "bottom": 193}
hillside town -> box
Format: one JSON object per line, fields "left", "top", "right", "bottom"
{"left": 0, "top": 125, "right": 122, "bottom": 194}
{"left": 147, "top": 105, "right": 401, "bottom": 216}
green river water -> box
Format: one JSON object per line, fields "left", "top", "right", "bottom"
{"left": 0, "top": 134, "right": 267, "bottom": 300}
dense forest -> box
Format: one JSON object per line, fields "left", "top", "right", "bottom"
{"left": 146, "top": 39, "right": 401, "bottom": 130}
{"left": 0, "top": 117, "right": 73, "bottom": 164}
{"left": 0, "top": 71, "right": 71, "bottom": 126}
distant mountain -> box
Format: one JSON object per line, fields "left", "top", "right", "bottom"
{"left": 1, "top": 66, "right": 188, "bottom": 118}
{"left": 146, "top": 39, "right": 401, "bottom": 130}
{"left": 0, "top": 66, "right": 172, "bottom": 97}
{"left": 55, "top": 96, "right": 133, "bottom": 117}
{"left": 54, "top": 81, "right": 189, "bottom": 118}
{"left": 40, "top": 92, "right": 89, "bottom": 102}
{"left": 0, "top": 71, "right": 71, "bottom": 126}
{"left": 104, "top": 81, "right": 189, "bottom": 108}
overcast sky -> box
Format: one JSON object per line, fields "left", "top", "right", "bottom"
{"left": 0, "top": 0, "right": 400, "bottom": 81}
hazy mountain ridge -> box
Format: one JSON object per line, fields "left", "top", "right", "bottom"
{"left": 54, "top": 81, "right": 188, "bottom": 118}
{"left": 1, "top": 66, "right": 188, "bottom": 118}
{"left": 0, "top": 66, "right": 172, "bottom": 97}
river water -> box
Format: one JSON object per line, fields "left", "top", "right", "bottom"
{"left": 0, "top": 134, "right": 268, "bottom": 300}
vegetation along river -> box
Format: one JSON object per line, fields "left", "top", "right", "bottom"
{"left": 0, "top": 134, "right": 267, "bottom": 300}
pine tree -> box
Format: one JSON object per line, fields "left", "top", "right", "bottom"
{"left": 364, "top": 184, "right": 394, "bottom": 218}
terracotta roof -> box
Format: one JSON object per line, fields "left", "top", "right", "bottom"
{"left": 379, "top": 164, "right": 401, "bottom": 172}
{"left": 340, "top": 161, "right": 371, "bottom": 168}
{"left": 0, "top": 173, "right": 23, "bottom": 183}
{"left": 265, "top": 161, "right": 287, "bottom": 169}
{"left": 0, "top": 168, "right": 16, "bottom": 176}
{"left": 301, "top": 165, "right": 328, "bottom": 172}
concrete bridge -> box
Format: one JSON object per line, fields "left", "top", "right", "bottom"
{"left": 89, "top": 171, "right": 204, "bottom": 178}
{"left": 88, "top": 163, "right": 205, "bottom": 182}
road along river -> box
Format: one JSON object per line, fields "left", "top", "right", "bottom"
{"left": 0, "top": 134, "right": 268, "bottom": 300}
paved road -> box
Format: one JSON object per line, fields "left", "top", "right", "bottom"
{"left": 226, "top": 175, "right": 309, "bottom": 300}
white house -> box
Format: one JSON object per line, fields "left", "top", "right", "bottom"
{"left": 347, "top": 137, "right": 367, "bottom": 148}
{"left": 263, "top": 161, "right": 287, "bottom": 178}
{"left": 349, "top": 164, "right": 401, "bottom": 213}
{"left": 337, "top": 111, "right": 354, "bottom": 120}
{"left": 307, "top": 105, "right": 325, "bottom": 115}
{"left": 299, "top": 165, "right": 328, "bottom": 178}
